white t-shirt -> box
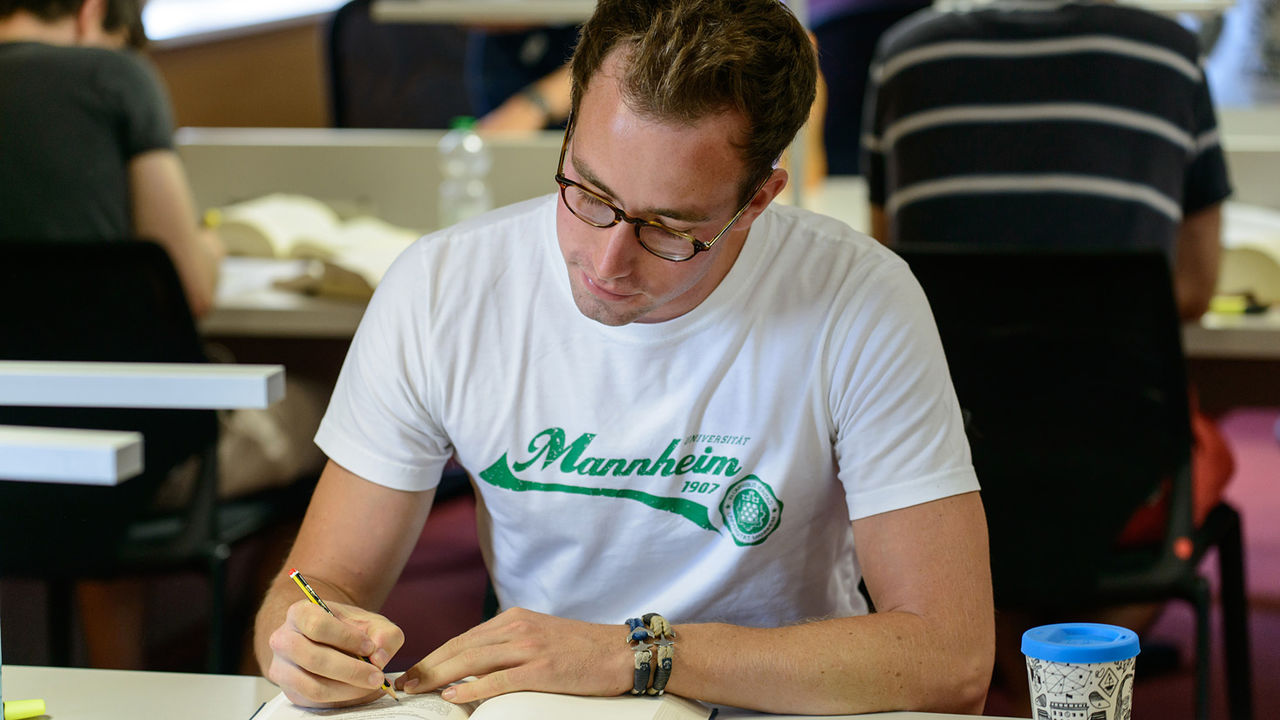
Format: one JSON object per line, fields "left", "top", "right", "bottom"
{"left": 316, "top": 194, "right": 977, "bottom": 626}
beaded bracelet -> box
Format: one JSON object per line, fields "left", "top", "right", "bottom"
{"left": 643, "top": 613, "right": 675, "bottom": 695}
{"left": 625, "top": 617, "right": 653, "bottom": 694}
{"left": 625, "top": 613, "right": 675, "bottom": 695}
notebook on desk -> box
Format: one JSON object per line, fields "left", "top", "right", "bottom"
{"left": 250, "top": 688, "right": 714, "bottom": 720}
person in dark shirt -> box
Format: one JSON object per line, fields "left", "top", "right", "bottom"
{"left": 0, "top": 0, "right": 224, "bottom": 316}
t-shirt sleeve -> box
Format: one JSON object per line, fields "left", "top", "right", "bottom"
{"left": 314, "top": 243, "right": 455, "bottom": 491}
{"left": 1183, "top": 61, "right": 1231, "bottom": 215}
{"left": 98, "top": 51, "right": 174, "bottom": 158}
{"left": 829, "top": 254, "right": 979, "bottom": 520}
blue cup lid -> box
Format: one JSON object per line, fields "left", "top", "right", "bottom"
{"left": 1021, "top": 623, "right": 1140, "bottom": 664}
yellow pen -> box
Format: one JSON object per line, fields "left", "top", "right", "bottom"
{"left": 289, "top": 568, "right": 398, "bottom": 702}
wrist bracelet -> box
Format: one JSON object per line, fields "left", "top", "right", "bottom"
{"left": 651, "top": 643, "right": 674, "bottom": 695}
{"left": 625, "top": 613, "right": 675, "bottom": 695}
{"left": 519, "top": 84, "right": 553, "bottom": 122}
{"left": 626, "top": 617, "right": 653, "bottom": 694}
{"left": 632, "top": 646, "right": 653, "bottom": 695}
{"left": 643, "top": 613, "right": 675, "bottom": 695}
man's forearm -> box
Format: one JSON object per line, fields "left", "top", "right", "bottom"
{"left": 664, "top": 611, "right": 990, "bottom": 715}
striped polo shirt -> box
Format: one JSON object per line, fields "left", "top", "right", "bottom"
{"left": 862, "top": 0, "right": 1231, "bottom": 252}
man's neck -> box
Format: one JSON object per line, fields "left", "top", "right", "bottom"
{"left": 0, "top": 12, "right": 78, "bottom": 46}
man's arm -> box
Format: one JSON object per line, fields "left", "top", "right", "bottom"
{"left": 1173, "top": 203, "right": 1223, "bottom": 321}
{"left": 397, "top": 491, "right": 993, "bottom": 715}
{"left": 870, "top": 204, "right": 891, "bottom": 246}
{"left": 129, "top": 149, "right": 225, "bottom": 317}
{"left": 254, "top": 459, "right": 436, "bottom": 707}
{"left": 477, "top": 64, "right": 572, "bottom": 132}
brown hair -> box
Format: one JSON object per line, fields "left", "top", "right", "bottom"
{"left": 0, "top": 0, "right": 147, "bottom": 47}
{"left": 570, "top": 0, "right": 817, "bottom": 199}
{"left": 103, "top": 0, "right": 147, "bottom": 48}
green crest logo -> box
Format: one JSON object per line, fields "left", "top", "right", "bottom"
{"left": 718, "top": 475, "right": 782, "bottom": 546}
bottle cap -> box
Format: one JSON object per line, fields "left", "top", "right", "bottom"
{"left": 1022, "top": 623, "right": 1140, "bottom": 664}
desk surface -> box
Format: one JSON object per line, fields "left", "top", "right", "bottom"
{"left": 2, "top": 665, "right": 279, "bottom": 720}
{"left": 204, "top": 255, "right": 1280, "bottom": 361}
{"left": 0, "top": 665, "right": 1015, "bottom": 720}
{"left": 1182, "top": 307, "right": 1280, "bottom": 359}
{"left": 203, "top": 258, "right": 366, "bottom": 339}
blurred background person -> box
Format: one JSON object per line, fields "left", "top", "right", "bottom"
{"left": 862, "top": 0, "right": 1235, "bottom": 710}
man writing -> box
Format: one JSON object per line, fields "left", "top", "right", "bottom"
{"left": 254, "top": 0, "right": 993, "bottom": 714}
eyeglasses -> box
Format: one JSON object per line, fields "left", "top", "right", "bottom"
{"left": 554, "top": 115, "right": 768, "bottom": 262}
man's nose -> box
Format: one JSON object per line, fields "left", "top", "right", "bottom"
{"left": 594, "top": 222, "right": 640, "bottom": 280}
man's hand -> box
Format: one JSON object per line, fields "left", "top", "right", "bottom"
{"left": 396, "top": 608, "right": 631, "bottom": 702}
{"left": 265, "top": 599, "right": 405, "bottom": 708}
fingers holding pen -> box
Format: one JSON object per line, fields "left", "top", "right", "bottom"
{"left": 266, "top": 600, "right": 401, "bottom": 706}
{"left": 329, "top": 601, "right": 406, "bottom": 669}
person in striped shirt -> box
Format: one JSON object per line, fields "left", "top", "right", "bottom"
{"left": 863, "top": 0, "right": 1230, "bottom": 320}
{"left": 862, "top": 1, "right": 1235, "bottom": 710}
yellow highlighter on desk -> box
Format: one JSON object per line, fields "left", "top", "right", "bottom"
{"left": 3, "top": 699, "right": 46, "bottom": 720}
{"left": 289, "top": 569, "right": 398, "bottom": 702}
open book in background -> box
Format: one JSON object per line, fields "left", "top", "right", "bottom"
{"left": 212, "top": 193, "right": 422, "bottom": 301}
{"left": 1220, "top": 202, "right": 1280, "bottom": 306}
{"left": 251, "top": 688, "right": 714, "bottom": 720}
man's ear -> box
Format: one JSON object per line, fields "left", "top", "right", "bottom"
{"left": 74, "top": 0, "right": 107, "bottom": 45}
{"left": 736, "top": 167, "right": 789, "bottom": 231}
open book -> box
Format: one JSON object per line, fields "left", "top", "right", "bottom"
{"left": 251, "top": 688, "right": 714, "bottom": 720}
{"left": 1220, "top": 203, "right": 1280, "bottom": 305}
{"left": 212, "top": 193, "right": 421, "bottom": 299}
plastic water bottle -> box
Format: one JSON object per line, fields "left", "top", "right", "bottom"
{"left": 437, "top": 116, "right": 493, "bottom": 229}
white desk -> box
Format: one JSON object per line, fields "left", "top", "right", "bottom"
{"left": 0, "top": 665, "right": 1016, "bottom": 720}
{"left": 371, "top": 0, "right": 1233, "bottom": 25}
{"left": 2, "top": 665, "right": 279, "bottom": 720}
{"left": 177, "top": 127, "right": 563, "bottom": 234}
{"left": 0, "top": 426, "right": 142, "bottom": 485}
{"left": 1183, "top": 307, "right": 1280, "bottom": 359}
{"left": 143, "top": 0, "right": 345, "bottom": 49}
{"left": 0, "top": 361, "right": 285, "bottom": 410}
{"left": 202, "top": 232, "right": 1280, "bottom": 362}
{"left": 202, "top": 258, "right": 366, "bottom": 339}
{"left": 372, "top": 0, "right": 594, "bottom": 24}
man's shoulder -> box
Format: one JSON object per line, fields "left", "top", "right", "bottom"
{"left": 757, "top": 203, "right": 910, "bottom": 290}
{"left": 386, "top": 195, "right": 555, "bottom": 284}
{"left": 1084, "top": 3, "right": 1202, "bottom": 58}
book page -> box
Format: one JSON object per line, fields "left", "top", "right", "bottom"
{"left": 218, "top": 194, "right": 342, "bottom": 259}
{"left": 324, "top": 216, "right": 419, "bottom": 286}
{"left": 252, "top": 690, "right": 478, "bottom": 720}
{"left": 470, "top": 691, "right": 712, "bottom": 720}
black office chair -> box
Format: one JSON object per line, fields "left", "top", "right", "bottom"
{"left": 897, "top": 246, "right": 1252, "bottom": 720}
{"left": 326, "top": 0, "right": 473, "bottom": 128}
{"left": 0, "top": 239, "right": 306, "bottom": 672}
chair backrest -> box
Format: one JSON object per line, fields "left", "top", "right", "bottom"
{"left": 0, "top": 239, "right": 218, "bottom": 576}
{"left": 327, "top": 0, "right": 473, "bottom": 129}
{"left": 896, "top": 245, "right": 1192, "bottom": 609}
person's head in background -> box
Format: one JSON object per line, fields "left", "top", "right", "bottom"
{"left": 0, "top": 0, "right": 147, "bottom": 48}
{"left": 569, "top": 0, "right": 816, "bottom": 203}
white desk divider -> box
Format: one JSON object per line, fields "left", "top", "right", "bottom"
{"left": 371, "top": 0, "right": 595, "bottom": 24}
{"left": 0, "top": 361, "right": 285, "bottom": 410}
{"left": 0, "top": 425, "right": 143, "bottom": 485}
